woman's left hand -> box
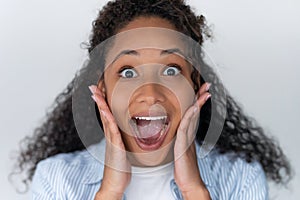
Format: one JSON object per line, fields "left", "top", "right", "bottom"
{"left": 174, "top": 83, "right": 211, "bottom": 200}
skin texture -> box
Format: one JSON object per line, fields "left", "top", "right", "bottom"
{"left": 90, "top": 17, "right": 212, "bottom": 199}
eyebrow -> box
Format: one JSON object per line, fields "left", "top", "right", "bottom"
{"left": 160, "top": 48, "right": 186, "bottom": 58}
{"left": 111, "top": 48, "right": 187, "bottom": 64}
{"left": 112, "top": 49, "right": 139, "bottom": 64}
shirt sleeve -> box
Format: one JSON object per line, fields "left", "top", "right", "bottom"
{"left": 31, "top": 161, "right": 56, "bottom": 200}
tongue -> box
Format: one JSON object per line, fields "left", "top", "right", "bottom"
{"left": 136, "top": 119, "right": 164, "bottom": 139}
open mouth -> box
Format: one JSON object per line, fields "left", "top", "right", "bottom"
{"left": 129, "top": 115, "right": 170, "bottom": 151}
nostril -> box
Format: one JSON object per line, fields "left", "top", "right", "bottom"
{"left": 134, "top": 84, "right": 166, "bottom": 104}
{"left": 137, "top": 96, "right": 159, "bottom": 104}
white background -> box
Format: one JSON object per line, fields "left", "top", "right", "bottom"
{"left": 0, "top": 0, "right": 299, "bottom": 199}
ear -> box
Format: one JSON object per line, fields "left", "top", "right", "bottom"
{"left": 97, "top": 79, "right": 106, "bottom": 98}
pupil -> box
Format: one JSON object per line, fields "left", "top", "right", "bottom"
{"left": 125, "top": 70, "right": 133, "bottom": 78}
{"left": 167, "top": 68, "right": 175, "bottom": 76}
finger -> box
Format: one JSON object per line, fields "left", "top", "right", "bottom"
{"left": 188, "top": 92, "right": 211, "bottom": 142}
{"left": 177, "top": 92, "right": 210, "bottom": 148}
{"left": 99, "top": 109, "right": 110, "bottom": 139}
{"left": 177, "top": 87, "right": 210, "bottom": 131}
{"left": 176, "top": 104, "right": 198, "bottom": 151}
{"left": 195, "top": 92, "right": 211, "bottom": 108}
{"left": 178, "top": 105, "right": 197, "bottom": 134}
{"left": 179, "top": 104, "right": 201, "bottom": 141}
{"left": 89, "top": 85, "right": 109, "bottom": 111}
{"left": 93, "top": 98, "right": 112, "bottom": 145}
{"left": 187, "top": 110, "right": 200, "bottom": 142}
{"left": 89, "top": 85, "right": 115, "bottom": 133}
{"left": 89, "top": 85, "right": 103, "bottom": 96}
{"left": 88, "top": 85, "right": 111, "bottom": 132}
{"left": 197, "top": 82, "right": 211, "bottom": 98}
{"left": 90, "top": 92, "right": 111, "bottom": 137}
{"left": 91, "top": 92, "right": 124, "bottom": 148}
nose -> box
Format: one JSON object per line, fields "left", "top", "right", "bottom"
{"left": 135, "top": 84, "right": 166, "bottom": 105}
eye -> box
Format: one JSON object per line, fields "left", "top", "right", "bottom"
{"left": 163, "top": 64, "right": 181, "bottom": 76}
{"left": 119, "top": 67, "right": 138, "bottom": 78}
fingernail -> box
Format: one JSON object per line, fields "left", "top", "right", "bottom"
{"left": 206, "top": 83, "right": 211, "bottom": 91}
{"left": 205, "top": 94, "right": 211, "bottom": 101}
{"left": 91, "top": 95, "right": 97, "bottom": 102}
{"left": 88, "top": 85, "right": 97, "bottom": 94}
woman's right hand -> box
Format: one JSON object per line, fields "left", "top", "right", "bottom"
{"left": 89, "top": 85, "right": 131, "bottom": 200}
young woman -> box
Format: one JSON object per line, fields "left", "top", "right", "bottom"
{"left": 14, "top": 0, "right": 291, "bottom": 199}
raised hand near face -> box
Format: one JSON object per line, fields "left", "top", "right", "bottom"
{"left": 89, "top": 85, "right": 131, "bottom": 200}
{"left": 174, "top": 83, "right": 212, "bottom": 200}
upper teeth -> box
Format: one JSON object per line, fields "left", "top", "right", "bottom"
{"left": 134, "top": 116, "right": 167, "bottom": 120}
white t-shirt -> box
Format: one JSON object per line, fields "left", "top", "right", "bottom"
{"left": 125, "top": 162, "right": 176, "bottom": 200}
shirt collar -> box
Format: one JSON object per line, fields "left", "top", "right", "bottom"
{"left": 81, "top": 139, "right": 215, "bottom": 187}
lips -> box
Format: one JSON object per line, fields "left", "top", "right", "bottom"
{"left": 129, "top": 114, "right": 170, "bottom": 151}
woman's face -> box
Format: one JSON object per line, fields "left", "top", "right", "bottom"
{"left": 99, "top": 17, "right": 196, "bottom": 166}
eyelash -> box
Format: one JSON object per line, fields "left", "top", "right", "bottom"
{"left": 118, "top": 65, "right": 138, "bottom": 78}
{"left": 166, "top": 63, "right": 182, "bottom": 71}
{"left": 117, "top": 63, "right": 183, "bottom": 78}
{"left": 163, "top": 64, "right": 182, "bottom": 75}
{"left": 118, "top": 65, "right": 133, "bottom": 74}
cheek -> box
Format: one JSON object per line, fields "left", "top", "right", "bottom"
{"left": 161, "top": 76, "right": 195, "bottom": 119}
{"left": 105, "top": 73, "right": 195, "bottom": 136}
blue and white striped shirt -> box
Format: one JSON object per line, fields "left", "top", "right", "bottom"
{"left": 31, "top": 140, "right": 268, "bottom": 199}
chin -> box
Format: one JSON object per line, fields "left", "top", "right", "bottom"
{"left": 126, "top": 139, "right": 175, "bottom": 167}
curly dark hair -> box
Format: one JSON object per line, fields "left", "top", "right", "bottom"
{"left": 12, "top": 0, "right": 292, "bottom": 193}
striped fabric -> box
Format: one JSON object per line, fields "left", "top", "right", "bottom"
{"left": 31, "top": 140, "right": 268, "bottom": 199}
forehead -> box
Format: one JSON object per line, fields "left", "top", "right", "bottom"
{"left": 105, "top": 28, "right": 188, "bottom": 65}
